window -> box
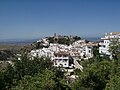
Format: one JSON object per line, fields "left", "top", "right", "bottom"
{"left": 102, "top": 45, "right": 106, "bottom": 48}
{"left": 64, "top": 55, "right": 67, "bottom": 57}
{"left": 89, "top": 50, "right": 91, "bottom": 53}
{"left": 64, "top": 59, "right": 68, "bottom": 61}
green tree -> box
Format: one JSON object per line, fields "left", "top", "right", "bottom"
{"left": 12, "top": 69, "right": 56, "bottom": 90}
{"left": 12, "top": 69, "right": 71, "bottom": 90}
{"left": 93, "top": 46, "right": 100, "bottom": 57}
{"left": 0, "top": 70, "right": 6, "bottom": 90}
{"left": 0, "top": 64, "right": 15, "bottom": 90}
{"left": 109, "top": 38, "right": 120, "bottom": 60}
{"left": 14, "top": 54, "right": 52, "bottom": 79}
{"left": 105, "top": 75, "right": 120, "bottom": 90}
{"left": 72, "top": 60, "right": 112, "bottom": 90}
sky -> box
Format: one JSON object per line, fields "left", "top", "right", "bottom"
{"left": 0, "top": 0, "right": 120, "bottom": 41}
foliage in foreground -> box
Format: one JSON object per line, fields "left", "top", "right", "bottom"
{"left": 0, "top": 53, "right": 120, "bottom": 90}
{"left": 0, "top": 54, "right": 71, "bottom": 90}
{"left": 12, "top": 69, "right": 71, "bottom": 90}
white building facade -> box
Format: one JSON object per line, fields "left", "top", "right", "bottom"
{"left": 99, "top": 32, "right": 120, "bottom": 56}
{"left": 30, "top": 39, "right": 95, "bottom": 68}
{"left": 53, "top": 52, "right": 71, "bottom": 68}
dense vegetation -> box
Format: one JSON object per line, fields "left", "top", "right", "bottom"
{"left": 0, "top": 52, "right": 120, "bottom": 90}
{"left": 48, "top": 35, "right": 81, "bottom": 45}
{"left": 0, "top": 38, "right": 120, "bottom": 90}
{"left": 0, "top": 53, "right": 70, "bottom": 90}
{"left": 33, "top": 35, "right": 81, "bottom": 49}
{"left": 0, "top": 50, "right": 15, "bottom": 61}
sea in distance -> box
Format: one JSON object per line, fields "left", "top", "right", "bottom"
{"left": 0, "top": 37, "right": 101, "bottom": 45}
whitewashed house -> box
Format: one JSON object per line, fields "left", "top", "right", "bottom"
{"left": 85, "top": 44, "right": 93, "bottom": 59}
{"left": 70, "top": 40, "right": 94, "bottom": 59}
{"left": 99, "top": 32, "right": 120, "bottom": 56}
{"left": 53, "top": 51, "right": 72, "bottom": 68}
{"left": 30, "top": 48, "right": 54, "bottom": 60}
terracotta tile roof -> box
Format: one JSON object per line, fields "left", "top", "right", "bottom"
{"left": 54, "top": 51, "right": 69, "bottom": 56}
{"left": 107, "top": 32, "right": 120, "bottom": 35}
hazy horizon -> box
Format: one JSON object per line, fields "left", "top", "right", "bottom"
{"left": 0, "top": 36, "right": 101, "bottom": 44}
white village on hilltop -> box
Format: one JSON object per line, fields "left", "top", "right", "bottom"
{"left": 29, "top": 32, "right": 120, "bottom": 72}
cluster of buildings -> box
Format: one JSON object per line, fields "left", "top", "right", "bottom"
{"left": 30, "top": 37, "right": 97, "bottom": 69}
{"left": 30, "top": 32, "right": 120, "bottom": 69}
